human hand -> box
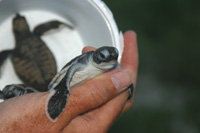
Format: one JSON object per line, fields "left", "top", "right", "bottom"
{"left": 0, "top": 31, "right": 138, "bottom": 132}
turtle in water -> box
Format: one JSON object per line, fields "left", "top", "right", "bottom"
{"left": 0, "top": 46, "right": 134, "bottom": 121}
{"left": 0, "top": 13, "right": 73, "bottom": 91}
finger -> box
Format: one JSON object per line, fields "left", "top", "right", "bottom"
{"left": 0, "top": 92, "right": 56, "bottom": 132}
{"left": 121, "top": 31, "right": 138, "bottom": 113}
{"left": 0, "top": 69, "right": 132, "bottom": 132}
{"left": 82, "top": 46, "right": 96, "bottom": 53}
{"left": 62, "top": 91, "right": 129, "bottom": 132}
{"left": 57, "top": 69, "right": 133, "bottom": 129}
{"left": 121, "top": 30, "right": 138, "bottom": 84}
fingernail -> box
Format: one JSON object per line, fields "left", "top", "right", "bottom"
{"left": 111, "top": 70, "right": 131, "bottom": 90}
{"left": 127, "top": 83, "right": 134, "bottom": 101}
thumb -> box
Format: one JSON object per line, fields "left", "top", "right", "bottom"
{"left": 57, "top": 69, "right": 133, "bottom": 128}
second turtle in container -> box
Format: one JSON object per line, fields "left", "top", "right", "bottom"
{"left": 0, "top": 13, "right": 73, "bottom": 91}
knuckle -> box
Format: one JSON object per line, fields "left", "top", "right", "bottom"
{"left": 81, "top": 115, "right": 103, "bottom": 133}
{"left": 89, "top": 82, "right": 110, "bottom": 105}
{"left": 80, "top": 117, "right": 94, "bottom": 133}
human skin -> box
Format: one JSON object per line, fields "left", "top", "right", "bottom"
{"left": 0, "top": 31, "right": 138, "bottom": 133}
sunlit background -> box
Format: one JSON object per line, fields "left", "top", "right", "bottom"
{"left": 106, "top": 0, "right": 200, "bottom": 133}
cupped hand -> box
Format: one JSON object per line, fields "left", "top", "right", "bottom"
{"left": 0, "top": 31, "right": 138, "bottom": 132}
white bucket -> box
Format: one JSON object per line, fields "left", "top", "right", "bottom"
{"left": 0, "top": 0, "right": 123, "bottom": 97}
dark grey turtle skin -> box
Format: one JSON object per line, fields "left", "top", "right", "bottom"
{"left": 46, "top": 46, "right": 134, "bottom": 121}
{"left": 0, "top": 84, "right": 37, "bottom": 100}
{"left": 0, "top": 13, "right": 73, "bottom": 91}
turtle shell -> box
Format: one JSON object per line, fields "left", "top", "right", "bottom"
{"left": 11, "top": 36, "right": 57, "bottom": 91}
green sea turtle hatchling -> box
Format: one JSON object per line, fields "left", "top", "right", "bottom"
{"left": 0, "top": 13, "right": 73, "bottom": 91}
{"left": 0, "top": 46, "right": 134, "bottom": 121}
{"left": 0, "top": 84, "right": 37, "bottom": 100}
{"left": 45, "top": 46, "right": 134, "bottom": 121}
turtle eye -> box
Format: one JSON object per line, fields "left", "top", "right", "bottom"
{"left": 99, "top": 52, "right": 106, "bottom": 59}
{"left": 98, "top": 49, "right": 110, "bottom": 61}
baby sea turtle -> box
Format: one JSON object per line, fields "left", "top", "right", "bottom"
{"left": 47, "top": 46, "right": 133, "bottom": 121}
{"left": 0, "top": 46, "right": 134, "bottom": 121}
{"left": 0, "top": 13, "right": 73, "bottom": 91}
{"left": 0, "top": 84, "right": 37, "bottom": 100}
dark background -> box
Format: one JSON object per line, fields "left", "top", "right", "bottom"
{"left": 105, "top": 0, "right": 200, "bottom": 133}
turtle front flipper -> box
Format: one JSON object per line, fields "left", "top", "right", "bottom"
{"left": 0, "top": 50, "right": 13, "bottom": 76}
{"left": 47, "top": 75, "right": 69, "bottom": 121}
{"left": 33, "top": 20, "right": 74, "bottom": 36}
{"left": 47, "top": 63, "right": 84, "bottom": 121}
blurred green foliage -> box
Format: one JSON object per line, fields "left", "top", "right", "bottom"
{"left": 105, "top": 0, "right": 200, "bottom": 132}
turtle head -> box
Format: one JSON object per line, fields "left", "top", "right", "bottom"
{"left": 92, "top": 46, "right": 121, "bottom": 71}
{"left": 13, "top": 13, "right": 30, "bottom": 34}
{"left": 2, "top": 84, "right": 26, "bottom": 100}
